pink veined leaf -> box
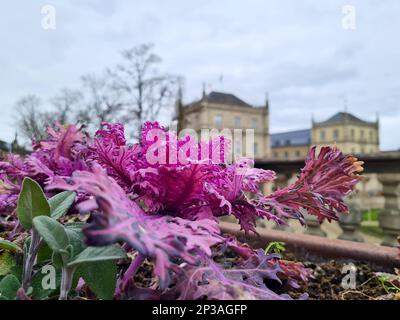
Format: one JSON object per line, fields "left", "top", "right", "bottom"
{"left": 175, "top": 249, "right": 306, "bottom": 300}
{"left": 203, "top": 158, "right": 281, "bottom": 233}
{"left": 95, "top": 122, "right": 127, "bottom": 146}
{"left": 50, "top": 164, "right": 224, "bottom": 289}
{"left": 224, "top": 236, "right": 312, "bottom": 289}
{"left": 259, "top": 146, "right": 364, "bottom": 223}
{"left": 0, "top": 154, "right": 30, "bottom": 180}
{"left": 0, "top": 123, "right": 87, "bottom": 212}
{"left": 40, "top": 123, "right": 84, "bottom": 160}
{"left": 276, "top": 260, "right": 313, "bottom": 289}
{"left": 87, "top": 122, "right": 139, "bottom": 189}
{"left": 110, "top": 121, "right": 233, "bottom": 220}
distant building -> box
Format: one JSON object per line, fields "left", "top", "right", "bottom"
{"left": 179, "top": 90, "right": 270, "bottom": 159}
{"left": 271, "top": 129, "right": 311, "bottom": 160}
{"left": 0, "top": 140, "right": 11, "bottom": 156}
{"left": 0, "top": 133, "right": 29, "bottom": 158}
{"left": 271, "top": 111, "right": 380, "bottom": 160}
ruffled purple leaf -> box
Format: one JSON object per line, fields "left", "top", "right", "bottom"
{"left": 175, "top": 249, "right": 303, "bottom": 300}
{"left": 259, "top": 146, "right": 363, "bottom": 223}
{"left": 51, "top": 164, "right": 223, "bottom": 289}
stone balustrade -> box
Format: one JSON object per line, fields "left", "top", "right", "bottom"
{"left": 377, "top": 173, "right": 400, "bottom": 246}
{"left": 257, "top": 154, "right": 400, "bottom": 247}
{"left": 338, "top": 202, "right": 364, "bottom": 242}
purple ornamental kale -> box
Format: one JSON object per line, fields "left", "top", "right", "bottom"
{"left": 0, "top": 123, "right": 88, "bottom": 213}
{"left": 50, "top": 163, "right": 223, "bottom": 289}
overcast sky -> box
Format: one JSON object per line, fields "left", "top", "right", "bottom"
{"left": 1, "top": 0, "right": 399, "bottom": 150}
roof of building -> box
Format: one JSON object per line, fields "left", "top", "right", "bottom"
{"left": 205, "top": 91, "right": 252, "bottom": 107}
{"left": 186, "top": 91, "right": 254, "bottom": 108}
{"left": 317, "top": 112, "right": 374, "bottom": 125}
{"left": 271, "top": 129, "right": 311, "bottom": 147}
{"left": 0, "top": 140, "right": 10, "bottom": 152}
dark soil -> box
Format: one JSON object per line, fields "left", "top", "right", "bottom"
{"left": 287, "top": 259, "right": 389, "bottom": 300}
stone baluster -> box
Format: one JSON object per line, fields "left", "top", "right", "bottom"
{"left": 338, "top": 200, "right": 364, "bottom": 242}
{"left": 377, "top": 174, "right": 400, "bottom": 247}
{"left": 303, "top": 211, "right": 327, "bottom": 237}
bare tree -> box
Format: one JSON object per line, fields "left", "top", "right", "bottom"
{"left": 50, "top": 88, "right": 83, "bottom": 124}
{"left": 76, "top": 73, "right": 124, "bottom": 132}
{"left": 108, "top": 43, "right": 180, "bottom": 138}
{"left": 15, "top": 44, "right": 181, "bottom": 143}
{"left": 15, "top": 95, "right": 49, "bottom": 141}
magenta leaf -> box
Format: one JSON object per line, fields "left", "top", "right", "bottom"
{"left": 259, "top": 146, "right": 363, "bottom": 223}
{"left": 51, "top": 164, "right": 223, "bottom": 289}
{"left": 175, "top": 249, "right": 304, "bottom": 300}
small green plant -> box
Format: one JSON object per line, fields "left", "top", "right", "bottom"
{"left": 0, "top": 177, "right": 126, "bottom": 300}
{"left": 377, "top": 270, "right": 400, "bottom": 296}
{"left": 32, "top": 216, "right": 126, "bottom": 300}
{"left": 265, "top": 242, "right": 286, "bottom": 257}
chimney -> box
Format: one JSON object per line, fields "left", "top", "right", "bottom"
{"left": 202, "top": 82, "right": 206, "bottom": 100}
{"left": 265, "top": 92, "right": 270, "bottom": 113}
{"left": 175, "top": 86, "right": 183, "bottom": 133}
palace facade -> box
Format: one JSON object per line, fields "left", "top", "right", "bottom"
{"left": 178, "top": 89, "right": 380, "bottom": 161}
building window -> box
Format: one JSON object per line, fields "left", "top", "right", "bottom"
{"left": 369, "top": 130, "right": 373, "bottom": 142}
{"left": 274, "top": 141, "right": 281, "bottom": 147}
{"left": 350, "top": 129, "right": 355, "bottom": 140}
{"left": 360, "top": 130, "right": 365, "bottom": 140}
{"left": 234, "top": 116, "right": 241, "bottom": 127}
{"left": 295, "top": 150, "right": 300, "bottom": 157}
{"left": 214, "top": 114, "right": 223, "bottom": 127}
{"left": 320, "top": 130, "right": 326, "bottom": 142}
{"left": 285, "top": 139, "right": 290, "bottom": 146}
{"left": 284, "top": 151, "right": 289, "bottom": 159}
{"left": 273, "top": 152, "right": 278, "bottom": 158}
{"left": 254, "top": 142, "right": 258, "bottom": 156}
{"left": 251, "top": 118, "right": 258, "bottom": 129}
{"left": 333, "top": 129, "right": 339, "bottom": 140}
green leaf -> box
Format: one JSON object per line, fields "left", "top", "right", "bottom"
{"left": 78, "top": 260, "right": 117, "bottom": 300}
{"left": 52, "top": 252, "right": 64, "bottom": 269}
{"left": 68, "top": 245, "right": 126, "bottom": 267}
{"left": 265, "top": 241, "right": 286, "bottom": 257}
{"left": 65, "top": 224, "right": 86, "bottom": 257}
{"left": 32, "top": 216, "right": 69, "bottom": 253}
{"left": 31, "top": 266, "right": 61, "bottom": 300}
{"left": 49, "top": 191, "right": 76, "bottom": 219}
{"left": 9, "top": 265, "right": 23, "bottom": 282}
{"left": 0, "top": 239, "right": 22, "bottom": 253}
{"left": 0, "top": 252, "right": 16, "bottom": 276}
{"left": 37, "top": 243, "right": 53, "bottom": 263}
{"left": 0, "top": 274, "right": 20, "bottom": 300}
{"left": 17, "top": 177, "right": 50, "bottom": 229}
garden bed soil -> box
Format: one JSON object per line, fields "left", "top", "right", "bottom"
{"left": 129, "top": 250, "right": 397, "bottom": 300}
{"left": 287, "top": 259, "right": 390, "bottom": 300}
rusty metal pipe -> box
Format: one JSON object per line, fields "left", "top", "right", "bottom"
{"left": 220, "top": 221, "right": 400, "bottom": 268}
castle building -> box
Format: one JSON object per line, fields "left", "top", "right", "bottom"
{"left": 271, "top": 111, "right": 380, "bottom": 160}
{"left": 179, "top": 90, "right": 270, "bottom": 160}
{"left": 178, "top": 88, "right": 380, "bottom": 161}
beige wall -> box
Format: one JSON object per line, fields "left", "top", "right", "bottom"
{"left": 271, "top": 145, "right": 310, "bottom": 160}
{"left": 312, "top": 123, "right": 379, "bottom": 154}
{"left": 183, "top": 102, "right": 270, "bottom": 159}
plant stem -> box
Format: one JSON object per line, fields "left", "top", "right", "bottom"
{"left": 116, "top": 253, "right": 145, "bottom": 295}
{"left": 21, "top": 229, "right": 42, "bottom": 291}
{"left": 59, "top": 266, "right": 75, "bottom": 300}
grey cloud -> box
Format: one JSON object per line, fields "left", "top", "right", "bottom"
{"left": 0, "top": 0, "right": 399, "bottom": 151}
